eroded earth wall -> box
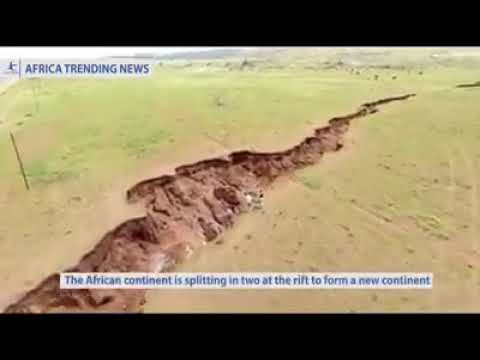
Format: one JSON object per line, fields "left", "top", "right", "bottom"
{"left": 4, "top": 94, "right": 415, "bottom": 313}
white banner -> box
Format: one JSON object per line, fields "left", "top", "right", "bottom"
{"left": 60, "top": 272, "right": 433, "bottom": 290}
{"left": 1, "top": 58, "right": 155, "bottom": 78}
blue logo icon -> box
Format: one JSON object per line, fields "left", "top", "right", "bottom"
{"left": 3, "top": 61, "right": 19, "bottom": 75}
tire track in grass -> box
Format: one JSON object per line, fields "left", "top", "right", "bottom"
{"left": 457, "top": 142, "right": 479, "bottom": 305}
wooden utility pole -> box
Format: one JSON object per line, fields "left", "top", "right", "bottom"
{"left": 9, "top": 131, "right": 30, "bottom": 190}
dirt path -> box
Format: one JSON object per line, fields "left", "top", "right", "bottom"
{"left": 3, "top": 94, "right": 416, "bottom": 313}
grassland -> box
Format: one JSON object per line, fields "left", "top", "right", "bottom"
{"left": 1, "top": 49, "right": 479, "bottom": 311}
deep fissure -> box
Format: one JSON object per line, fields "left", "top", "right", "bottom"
{"left": 4, "top": 94, "right": 416, "bottom": 313}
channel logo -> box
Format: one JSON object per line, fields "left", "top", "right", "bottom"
{"left": 2, "top": 60, "right": 20, "bottom": 76}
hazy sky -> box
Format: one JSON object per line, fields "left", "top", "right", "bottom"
{"left": 0, "top": 47, "right": 252, "bottom": 59}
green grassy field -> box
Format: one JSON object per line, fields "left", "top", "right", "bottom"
{"left": 145, "top": 78, "right": 480, "bottom": 312}
{"left": 1, "top": 49, "right": 479, "bottom": 311}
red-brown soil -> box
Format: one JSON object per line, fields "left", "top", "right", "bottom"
{"left": 4, "top": 94, "right": 415, "bottom": 313}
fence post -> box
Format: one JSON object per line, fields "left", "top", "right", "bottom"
{"left": 10, "top": 131, "right": 30, "bottom": 190}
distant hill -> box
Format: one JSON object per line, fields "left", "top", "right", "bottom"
{"left": 157, "top": 48, "right": 249, "bottom": 60}
{"left": 248, "top": 47, "right": 480, "bottom": 69}
{"left": 110, "top": 47, "right": 480, "bottom": 69}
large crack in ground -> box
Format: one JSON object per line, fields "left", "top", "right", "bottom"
{"left": 456, "top": 81, "right": 480, "bottom": 88}
{"left": 4, "top": 94, "right": 416, "bottom": 313}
